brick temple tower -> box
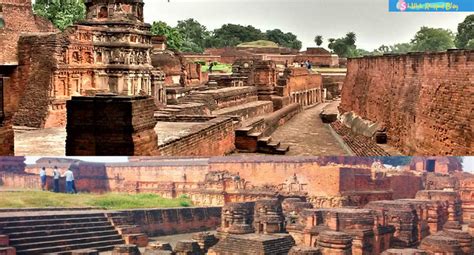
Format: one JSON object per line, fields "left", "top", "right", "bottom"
{"left": 11, "top": 0, "right": 165, "bottom": 128}
{"left": 0, "top": 0, "right": 56, "bottom": 154}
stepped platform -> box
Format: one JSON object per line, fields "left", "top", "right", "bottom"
{"left": 0, "top": 210, "right": 147, "bottom": 254}
{"left": 235, "top": 103, "right": 301, "bottom": 154}
{"left": 209, "top": 234, "right": 295, "bottom": 255}
{"left": 330, "top": 121, "right": 400, "bottom": 156}
{"left": 212, "top": 101, "right": 273, "bottom": 122}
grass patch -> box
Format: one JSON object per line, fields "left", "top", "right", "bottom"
{"left": 201, "top": 63, "right": 232, "bottom": 73}
{"left": 312, "top": 67, "right": 347, "bottom": 73}
{"left": 237, "top": 40, "right": 279, "bottom": 48}
{"left": 0, "top": 191, "right": 193, "bottom": 210}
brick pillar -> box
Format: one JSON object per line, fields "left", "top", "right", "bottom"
{"left": 66, "top": 94, "right": 159, "bottom": 156}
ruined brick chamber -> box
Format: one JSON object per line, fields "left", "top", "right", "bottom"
{"left": 340, "top": 50, "right": 473, "bottom": 156}
{"left": 0, "top": 156, "right": 473, "bottom": 254}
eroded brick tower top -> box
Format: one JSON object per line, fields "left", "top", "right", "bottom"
{"left": 84, "top": 0, "right": 145, "bottom": 23}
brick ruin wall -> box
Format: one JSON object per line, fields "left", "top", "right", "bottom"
{"left": 3, "top": 157, "right": 424, "bottom": 206}
{"left": 66, "top": 96, "right": 159, "bottom": 156}
{"left": 12, "top": 34, "right": 59, "bottom": 128}
{"left": 0, "top": 0, "right": 56, "bottom": 64}
{"left": 340, "top": 50, "right": 473, "bottom": 155}
{"left": 282, "top": 68, "right": 323, "bottom": 107}
{"left": 0, "top": 119, "right": 13, "bottom": 155}
{"left": 294, "top": 55, "right": 339, "bottom": 67}
{"left": 158, "top": 117, "right": 236, "bottom": 156}
{"left": 0, "top": 0, "right": 56, "bottom": 154}
{"left": 119, "top": 207, "right": 222, "bottom": 236}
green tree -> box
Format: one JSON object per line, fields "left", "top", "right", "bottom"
{"left": 314, "top": 35, "right": 323, "bottom": 46}
{"left": 151, "top": 21, "right": 184, "bottom": 52}
{"left": 455, "top": 14, "right": 474, "bottom": 49}
{"left": 390, "top": 42, "right": 413, "bottom": 53}
{"left": 411, "top": 26, "right": 455, "bottom": 52}
{"left": 176, "top": 18, "right": 210, "bottom": 53}
{"left": 466, "top": 39, "right": 474, "bottom": 49}
{"left": 265, "top": 29, "right": 302, "bottom": 50}
{"left": 207, "top": 24, "right": 266, "bottom": 48}
{"left": 33, "top": 0, "right": 86, "bottom": 31}
{"left": 371, "top": 157, "right": 413, "bottom": 167}
{"left": 327, "top": 32, "right": 358, "bottom": 58}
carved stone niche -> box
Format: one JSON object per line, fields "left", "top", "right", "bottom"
{"left": 254, "top": 199, "right": 285, "bottom": 234}
{"left": 218, "top": 202, "right": 255, "bottom": 235}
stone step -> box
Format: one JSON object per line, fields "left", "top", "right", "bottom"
{"left": 5, "top": 225, "right": 116, "bottom": 239}
{"left": 14, "top": 234, "right": 122, "bottom": 252}
{"left": 10, "top": 229, "right": 120, "bottom": 245}
{"left": 0, "top": 216, "right": 109, "bottom": 228}
{"left": 275, "top": 145, "right": 290, "bottom": 155}
{"left": 3, "top": 221, "right": 111, "bottom": 233}
{"left": 45, "top": 245, "right": 117, "bottom": 255}
{"left": 16, "top": 239, "right": 124, "bottom": 255}
{"left": 0, "top": 213, "right": 106, "bottom": 222}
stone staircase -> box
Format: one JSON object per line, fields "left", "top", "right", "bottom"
{"left": 235, "top": 118, "right": 289, "bottom": 155}
{"left": 210, "top": 234, "right": 295, "bottom": 254}
{"left": 0, "top": 212, "right": 126, "bottom": 254}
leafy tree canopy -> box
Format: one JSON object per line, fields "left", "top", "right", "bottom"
{"left": 176, "top": 18, "right": 210, "bottom": 53}
{"left": 411, "top": 26, "right": 455, "bottom": 52}
{"left": 33, "top": 0, "right": 86, "bottom": 31}
{"left": 327, "top": 32, "right": 359, "bottom": 58}
{"left": 371, "top": 157, "right": 413, "bottom": 167}
{"left": 151, "top": 21, "right": 184, "bottom": 52}
{"left": 455, "top": 14, "right": 474, "bottom": 49}
{"left": 264, "top": 29, "right": 302, "bottom": 50}
{"left": 314, "top": 35, "right": 323, "bottom": 46}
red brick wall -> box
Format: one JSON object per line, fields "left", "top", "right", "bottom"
{"left": 0, "top": 0, "right": 56, "bottom": 65}
{"left": 121, "top": 207, "right": 222, "bottom": 236}
{"left": 294, "top": 55, "right": 339, "bottom": 67}
{"left": 13, "top": 33, "right": 59, "bottom": 127}
{"left": 284, "top": 68, "right": 322, "bottom": 94}
{"left": 0, "top": 120, "right": 13, "bottom": 155}
{"left": 66, "top": 95, "right": 159, "bottom": 156}
{"left": 208, "top": 159, "right": 343, "bottom": 196}
{"left": 389, "top": 175, "right": 423, "bottom": 199}
{"left": 158, "top": 117, "right": 236, "bottom": 156}
{"left": 340, "top": 50, "right": 473, "bottom": 155}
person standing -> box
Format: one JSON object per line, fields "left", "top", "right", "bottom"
{"left": 63, "top": 168, "right": 75, "bottom": 194}
{"left": 39, "top": 167, "right": 47, "bottom": 191}
{"left": 53, "top": 166, "right": 60, "bottom": 193}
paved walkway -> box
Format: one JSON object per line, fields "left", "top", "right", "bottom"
{"left": 14, "top": 126, "right": 66, "bottom": 156}
{"left": 270, "top": 101, "right": 350, "bottom": 156}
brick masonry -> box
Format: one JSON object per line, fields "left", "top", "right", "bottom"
{"left": 158, "top": 117, "right": 236, "bottom": 156}
{"left": 119, "top": 207, "right": 222, "bottom": 236}
{"left": 66, "top": 95, "right": 159, "bottom": 156}
{"left": 340, "top": 50, "right": 473, "bottom": 155}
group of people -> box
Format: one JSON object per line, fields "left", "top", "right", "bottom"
{"left": 300, "top": 60, "right": 313, "bottom": 69}
{"left": 39, "top": 166, "right": 77, "bottom": 194}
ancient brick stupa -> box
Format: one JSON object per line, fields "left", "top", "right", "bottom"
{"left": 12, "top": 0, "right": 165, "bottom": 128}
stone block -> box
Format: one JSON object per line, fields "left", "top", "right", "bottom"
{"left": 124, "top": 233, "right": 149, "bottom": 247}
{"left": 112, "top": 244, "right": 141, "bottom": 255}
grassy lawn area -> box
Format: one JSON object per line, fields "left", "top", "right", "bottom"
{"left": 312, "top": 67, "right": 347, "bottom": 73}
{"left": 201, "top": 63, "right": 232, "bottom": 73}
{"left": 0, "top": 191, "right": 192, "bottom": 210}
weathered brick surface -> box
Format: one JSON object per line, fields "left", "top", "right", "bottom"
{"left": 120, "top": 207, "right": 222, "bottom": 237}
{"left": 340, "top": 50, "right": 473, "bottom": 155}
{"left": 0, "top": 0, "right": 56, "bottom": 65}
{"left": 13, "top": 33, "right": 59, "bottom": 128}
{"left": 0, "top": 119, "right": 14, "bottom": 155}
{"left": 66, "top": 95, "right": 159, "bottom": 156}
{"left": 158, "top": 117, "right": 235, "bottom": 156}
